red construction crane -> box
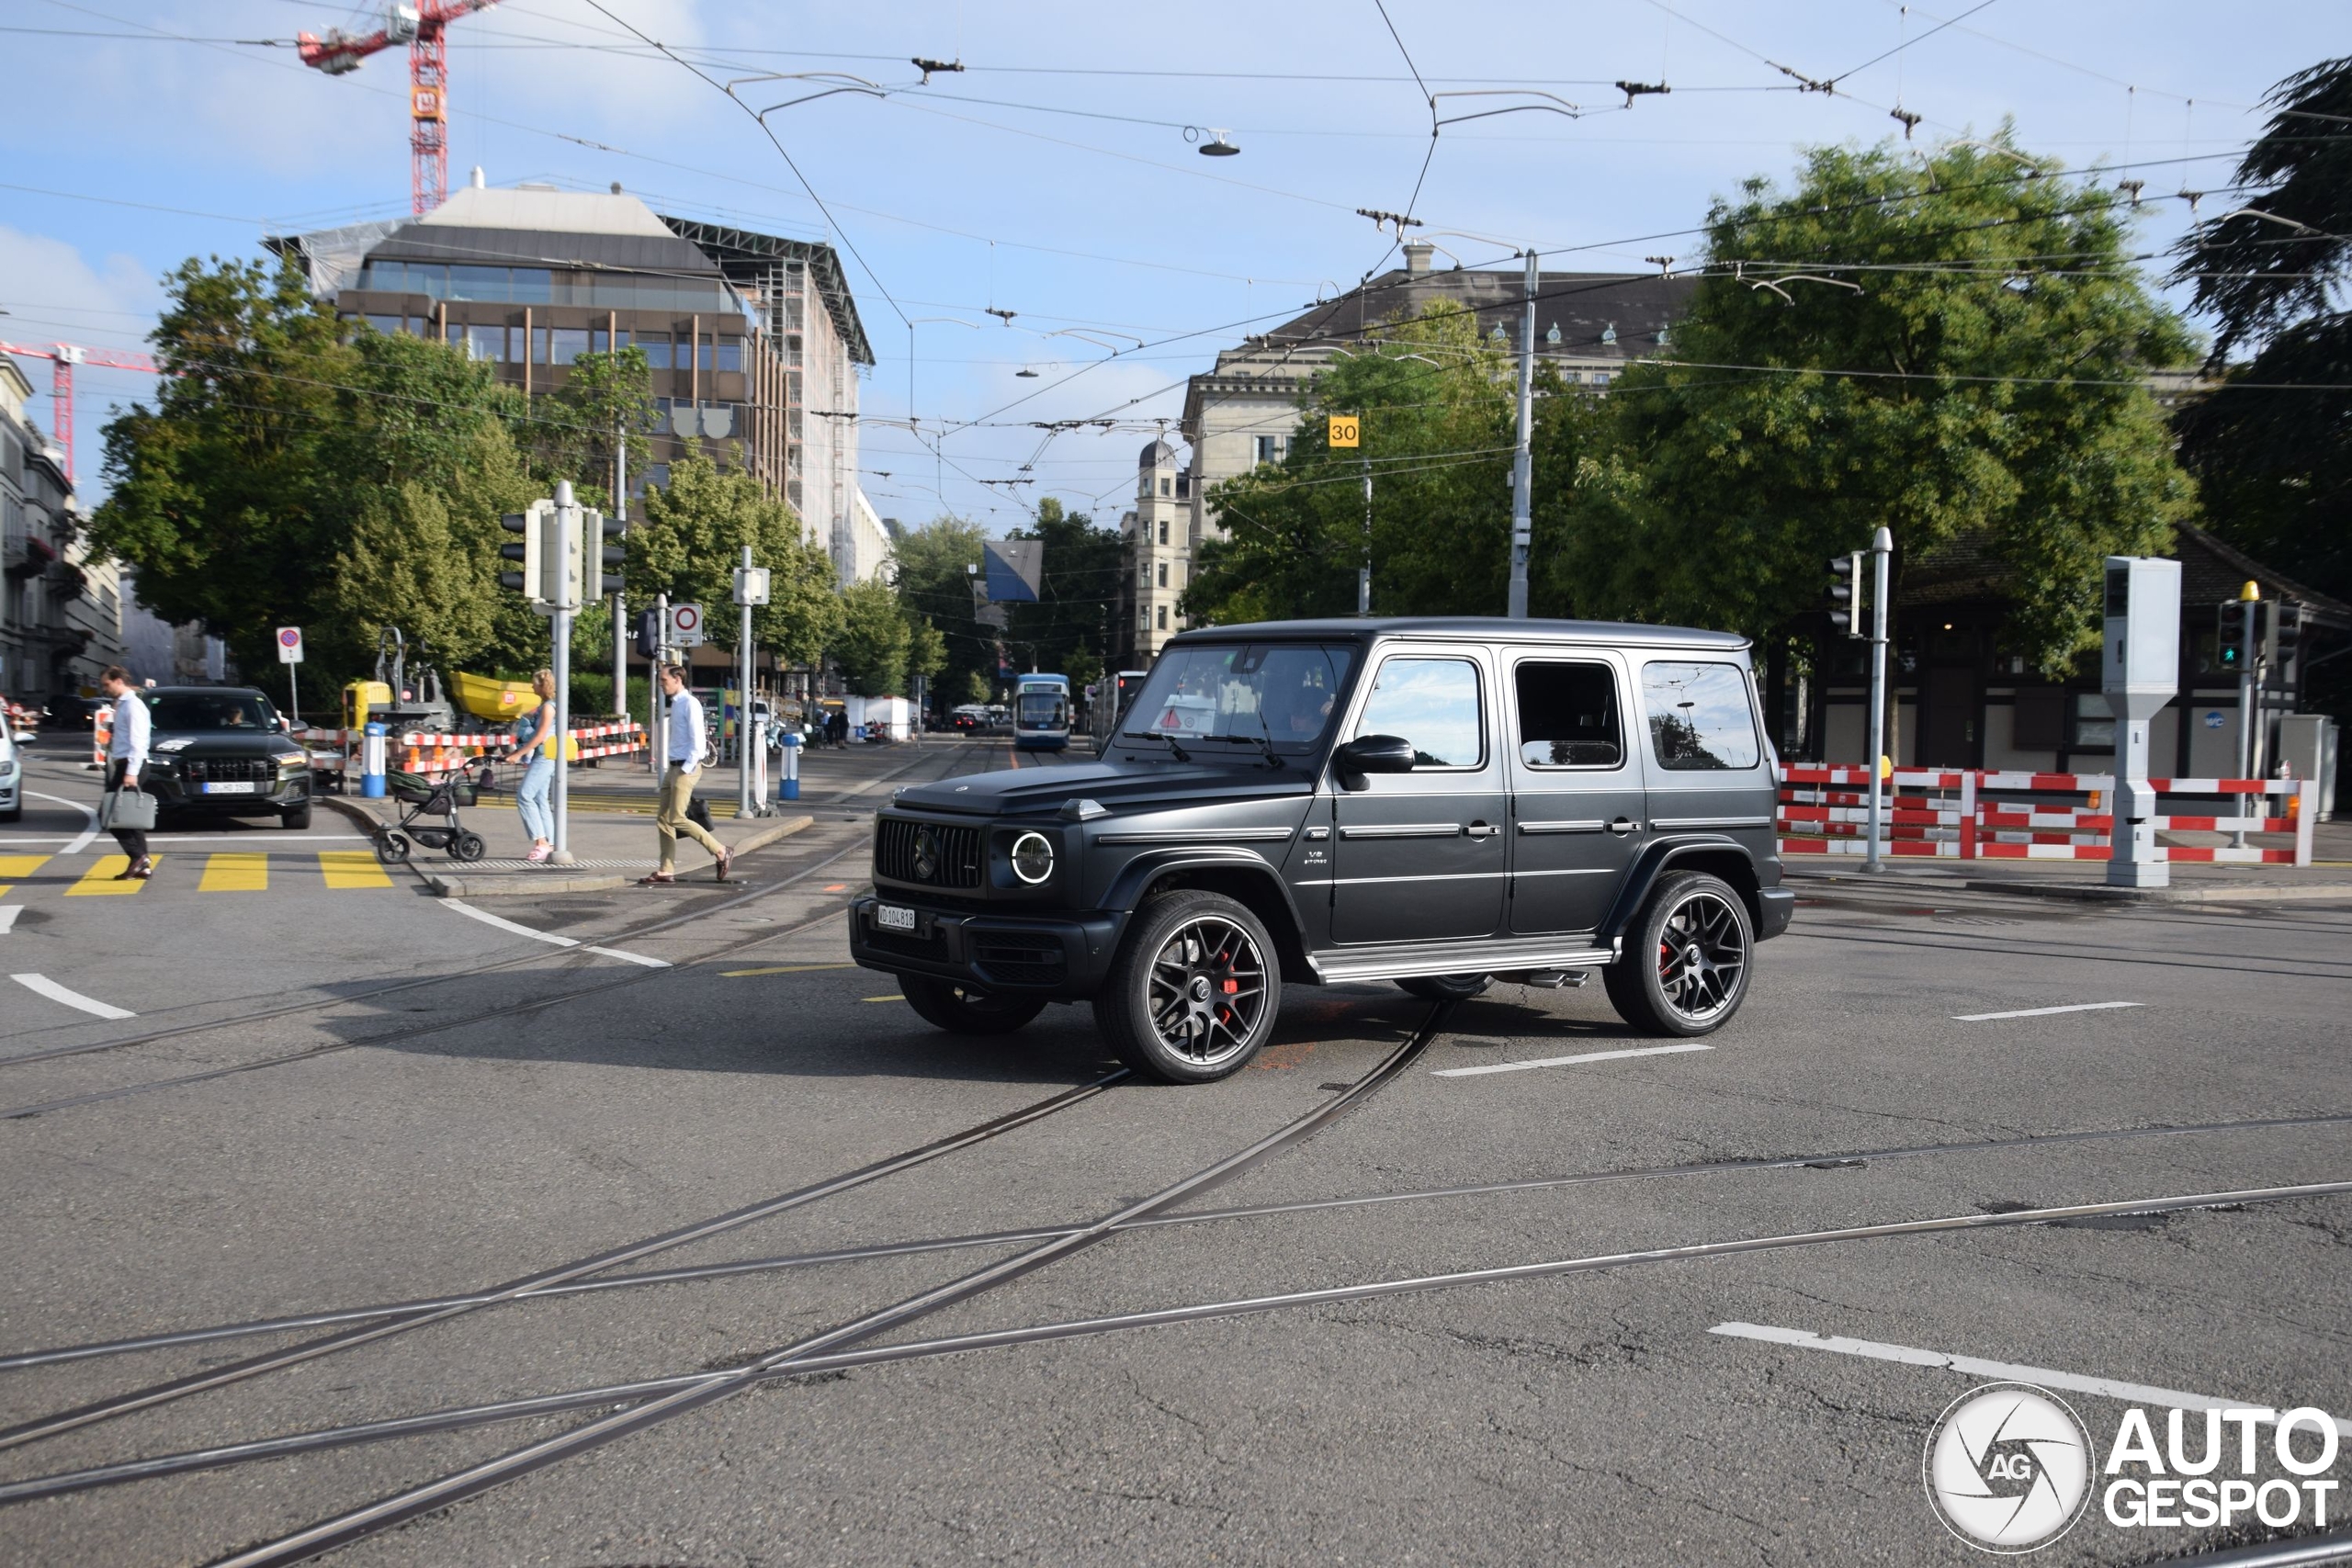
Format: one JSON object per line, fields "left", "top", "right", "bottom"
{"left": 0, "top": 342, "right": 161, "bottom": 491}
{"left": 298, "top": 2, "right": 504, "bottom": 216}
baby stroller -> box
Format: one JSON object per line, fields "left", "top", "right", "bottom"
{"left": 371, "top": 762, "right": 490, "bottom": 864}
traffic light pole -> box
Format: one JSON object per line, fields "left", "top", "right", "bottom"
{"left": 549, "top": 479, "right": 578, "bottom": 867}
{"left": 739, "top": 546, "right": 754, "bottom": 822}
{"left": 1864, "top": 526, "right": 1893, "bottom": 874}
{"left": 612, "top": 428, "right": 628, "bottom": 719}
{"left": 1358, "top": 456, "right": 1372, "bottom": 616}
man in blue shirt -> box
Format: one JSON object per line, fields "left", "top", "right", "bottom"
{"left": 645, "top": 661, "right": 730, "bottom": 883}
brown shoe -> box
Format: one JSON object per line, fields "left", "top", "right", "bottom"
{"left": 111, "top": 860, "right": 139, "bottom": 881}
{"left": 638, "top": 871, "right": 677, "bottom": 886}
{"left": 129, "top": 856, "right": 154, "bottom": 880}
{"left": 713, "top": 849, "right": 733, "bottom": 883}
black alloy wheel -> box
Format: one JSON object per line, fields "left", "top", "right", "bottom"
{"left": 1096, "top": 890, "right": 1279, "bottom": 1083}
{"left": 1603, "top": 871, "right": 1752, "bottom": 1037}
{"left": 1396, "top": 973, "right": 1490, "bottom": 1002}
{"left": 900, "top": 975, "right": 1047, "bottom": 1035}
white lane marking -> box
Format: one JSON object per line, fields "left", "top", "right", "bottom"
{"left": 0, "top": 908, "right": 20, "bottom": 934}
{"left": 1710, "top": 1323, "right": 2352, "bottom": 1441}
{"left": 27, "top": 794, "right": 98, "bottom": 855}
{"left": 1433, "top": 1043, "right": 1713, "bottom": 1077}
{"left": 440, "top": 900, "right": 578, "bottom": 947}
{"left": 1953, "top": 1001, "right": 2143, "bottom": 1022}
{"left": 584, "top": 945, "right": 671, "bottom": 968}
{"left": 440, "top": 899, "right": 667, "bottom": 967}
{"left": 10, "top": 973, "right": 136, "bottom": 1021}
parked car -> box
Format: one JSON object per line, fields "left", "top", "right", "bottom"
{"left": 0, "top": 722, "right": 19, "bottom": 822}
{"left": 136, "top": 686, "right": 314, "bottom": 829}
{"left": 850, "top": 617, "right": 1792, "bottom": 1083}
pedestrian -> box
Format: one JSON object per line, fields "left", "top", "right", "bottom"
{"left": 503, "top": 669, "right": 557, "bottom": 862}
{"left": 96, "top": 664, "right": 155, "bottom": 880}
{"left": 642, "top": 662, "right": 730, "bottom": 884}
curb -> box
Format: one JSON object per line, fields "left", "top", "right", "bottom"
{"left": 418, "top": 814, "right": 813, "bottom": 898}
{"left": 1963, "top": 878, "right": 2352, "bottom": 907}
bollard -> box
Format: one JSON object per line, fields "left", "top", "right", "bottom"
{"left": 779, "top": 729, "right": 801, "bottom": 802}
{"left": 361, "top": 722, "right": 388, "bottom": 798}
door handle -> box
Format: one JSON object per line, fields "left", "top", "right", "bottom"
{"left": 1607, "top": 816, "right": 1639, "bottom": 836}
{"left": 1465, "top": 820, "right": 1498, "bottom": 840}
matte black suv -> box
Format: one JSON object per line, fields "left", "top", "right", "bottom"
{"left": 136, "top": 686, "right": 314, "bottom": 829}
{"left": 850, "top": 617, "right": 1792, "bottom": 1082}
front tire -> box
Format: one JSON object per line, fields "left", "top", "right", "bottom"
{"left": 1604, "top": 871, "right": 1753, "bottom": 1037}
{"left": 1396, "top": 973, "right": 1489, "bottom": 1002}
{"left": 282, "top": 804, "right": 312, "bottom": 830}
{"left": 1094, "top": 890, "right": 1279, "bottom": 1084}
{"left": 900, "top": 975, "right": 1046, "bottom": 1036}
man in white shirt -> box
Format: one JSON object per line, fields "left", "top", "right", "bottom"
{"left": 645, "top": 661, "right": 730, "bottom": 883}
{"left": 97, "top": 665, "right": 154, "bottom": 880}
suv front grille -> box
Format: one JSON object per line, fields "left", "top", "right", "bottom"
{"left": 875, "top": 818, "right": 983, "bottom": 889}
{"left": 183, "top": 757, "right": 277, "bottom": 783}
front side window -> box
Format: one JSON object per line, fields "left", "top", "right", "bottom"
{"left": 1514, "top": 661, "right": 1623, "bottom": 767}
{"left": 1355, "top": 657, "right": 1485, "bottom": 768}
{"left": 1124, "top": 643, "right": 1356, "bottom": 753}
{"left": 1642, "top": 661, "right": 1759, "bottom": 771}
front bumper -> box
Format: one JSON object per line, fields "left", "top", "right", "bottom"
{"left": 848, "top": 895, "right": 1124, "bottom": 998}
{"left": 147, "top": 773, "right": 311, "bottom": 815}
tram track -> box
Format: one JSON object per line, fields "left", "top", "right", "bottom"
{"left": 202, "top": 999, "right": 1451, "bottom": 1567}
{"left": 8, "top": 1172, "right": 2346, "bottom": 1515}
{"left": 11, "top": 1106, "right": 2349, "bottom": 1375}
{"left": 0, "top": 739, "right": 1003, "bottom": 1073}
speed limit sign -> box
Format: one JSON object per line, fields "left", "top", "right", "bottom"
{"left": 1328, "top": 413, "right": 1360, "bottom": 448}
{"left": 667, "top": 603, "right": 705, "bottom": 647}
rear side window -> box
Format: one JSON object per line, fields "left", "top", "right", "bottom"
{"left": 1642, "top": 661, "right": 1758, "bottom": 771}
{"left": 1355, "top": 657, "right": 1484, "bottom": 768}
{"left": 1513, "top": 661, "right": 1623, "bottom": 768}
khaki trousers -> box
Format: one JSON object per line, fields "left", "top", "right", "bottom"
{"left": 656, "top": 764, "right": 725, "bottom": 872}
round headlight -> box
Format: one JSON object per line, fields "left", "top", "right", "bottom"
{"left": 1010, "top": 831, "right": 1055, "bottom": 885}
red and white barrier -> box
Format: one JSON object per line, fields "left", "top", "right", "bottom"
{"left": 1777, "top": 765, "right": 2317, "bottom": 868}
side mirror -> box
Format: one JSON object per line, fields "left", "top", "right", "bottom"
{"left": 1333, "top": 733, "right": 1416, "bottom": 791}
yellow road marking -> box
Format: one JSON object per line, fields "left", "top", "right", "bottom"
{"left": 67, "top": 855, "right": 155, "bottom": 895}
{"left": 861, "top": 994, "right": 906, "bottom": 1003}
{"left": 320, "top": 851, "right": 393, "bottom": 889}
{"left": 720, "top": 963, "right": 859, "bottom": 978}
{"left": 0, "top": 856, "right": 51, "bottom": 880}
{"left": 199, "top": 852, "right": 269, "bottom": 892}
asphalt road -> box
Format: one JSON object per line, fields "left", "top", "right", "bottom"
{"left": 2, "top": 732, "right": 2348, "bottom": 1567}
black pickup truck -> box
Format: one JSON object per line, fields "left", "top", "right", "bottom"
{"left": 851, "top": 617, "right": 1792, "bottom": 1082}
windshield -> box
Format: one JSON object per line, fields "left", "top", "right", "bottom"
{"left": 146, "top": 692, "right": 274, "bottom": 732}
{"left": 1017, "top": 694, "right": 1066, "bottom": 726}
{"left": 1122, "top": 643, "right": 1356, "bottom": 752}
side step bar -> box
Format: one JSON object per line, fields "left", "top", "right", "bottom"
{"left": 1309, "top": 935, "right": 1617, "bottom": 985}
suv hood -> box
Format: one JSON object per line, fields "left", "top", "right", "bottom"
{"left": 153, "top": 732, "right": 300, "bottom": 759}
{"left": 894, "top": 756, "right": 1314, "bottom": 816}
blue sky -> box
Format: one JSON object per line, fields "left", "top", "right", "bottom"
{"left": 3, "top": 1, "right": 2341, "bottom": 532}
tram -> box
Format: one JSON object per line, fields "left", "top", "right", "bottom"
{"left": 1012, "top": 672, "right": 1072, "bottom": 751}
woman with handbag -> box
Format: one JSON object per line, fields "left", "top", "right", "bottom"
{"left": 97, "top": 665, "right": 156, "bottom": 880}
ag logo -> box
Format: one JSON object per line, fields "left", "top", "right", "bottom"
{"left": 1924, "top": 1382, "right": 2094, "bottom": 1553}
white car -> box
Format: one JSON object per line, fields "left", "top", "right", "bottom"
{"left": 0, "top": 725, "right": 20, "bottom": 823}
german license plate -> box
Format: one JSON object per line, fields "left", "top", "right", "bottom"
{"left": 875, "top": 904, "right": 917, "bottom": 932}
{"left": 201, "top": 782, "right": 258, "bottom": 795}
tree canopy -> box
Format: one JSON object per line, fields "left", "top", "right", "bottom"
{"left": 628, "top": 454, "right": 841, "bottom": 668}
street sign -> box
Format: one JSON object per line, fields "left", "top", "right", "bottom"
{"left": 1328, "top": 413, "right": 1360, "bottom": 448}
{"left": 668, "top": 603, "right": 705, "bottom": 647}
{"left": 734, "top": 567, "right": 771, "bottom": 607}
{"left": 276, "top": 626, "right": 304, "bottom": 664}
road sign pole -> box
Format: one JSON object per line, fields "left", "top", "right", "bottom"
{"left": 1864, "top": 526, "right": 1892, "bottom": 874}
{"left": 652, "top": 592, "right": 668, "bottom": 779}
{"left": 288, "top": 664, "right": 300, "bottom": 729}
{"left": 739, "top": 547, "right": 754, "bottom": 820}
{"left": 613, "top": 426, "right": 628, "bottom": 719}
{"left": 549, "top": 480, "right": 577, "bottom": 867}
{"left": 1507, "top": 247, "right": 1536, "bottom": 620}
{"left": 1359, "top": 456, "right": 1372, "bottom": 616}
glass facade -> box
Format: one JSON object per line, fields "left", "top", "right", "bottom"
{"left": 355, "top": 261, "right": 742, "bottom": 316}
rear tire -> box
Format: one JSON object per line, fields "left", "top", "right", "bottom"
{"left": 1396, "top": 973, "right": 1489, "bottom": 1002}
{"left": 900, "top": 975, "right": 1046, "bottom": 1036}
{"left": 1094, "top": 890, "right": 1279, "bottom": 1084}
{"left": 1604, "top": 871, "right": 1753, "bottom": 1037}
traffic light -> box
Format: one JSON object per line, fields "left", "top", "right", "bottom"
{"left": 2268, "top": 604, "right": 2304, "bottom": 682}
{"left": 1825, "top": 553, "right": 1864, "bottom": 637}
{"left": 2216, "top": 599, "right": 2250, "bottom": 671}
{"left": 498, "top": 508, "right": 540, "bottom": 601}
{"left": 633, "top": 609, "right": 662, "bottom": 660}
{"left": 584, "top": 510, "right": 625, "bottom": 602}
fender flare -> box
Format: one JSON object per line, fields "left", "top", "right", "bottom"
{"left": 1100, "top": 847, "right": 1303, "bottom": 922}
{"left": 1599, "top": 834, "right": 1762, "bottom": 942}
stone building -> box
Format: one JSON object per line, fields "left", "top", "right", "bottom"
{"left": 0, "top": 356, "right": 126, "bottom": 708}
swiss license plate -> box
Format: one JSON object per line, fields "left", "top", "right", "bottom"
{"left": 201, "top": 782, "right": 258, "bottom": 795}
{"left": 875, "top": 904, "right": 917, "bottom": 932}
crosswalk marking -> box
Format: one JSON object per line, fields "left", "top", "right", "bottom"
{"left": 319, "top": 851, "right": 393, "bottom": 890}
{"left": 66, "top": 856, "right": 157, "bottom": 896}
{"left": 0, "top": 856, "right": 51, "bottom": 880}
{"left": 199, "top": 853, "right": 269, "bottom": 893}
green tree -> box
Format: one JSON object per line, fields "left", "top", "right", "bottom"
{"left": 832, "top": 578, "right": 912, "bottom": 696}
{"left": 1589, "top": 133, "right": 2197, "bottom": 687}
{"left": 1002, "top": 497, "right": 1125, "bottom": 677}
{"left": 537, "top": 347, "right": 660, "bottom": 503}
{"left": 629, "top": 455, "right": 841, "bottom": 668}
{"left": 888, "top": 514, "right": 993, "bottom": 701}
{"left": 2170, "top": 55, "right": 2352, "bottom": 723}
